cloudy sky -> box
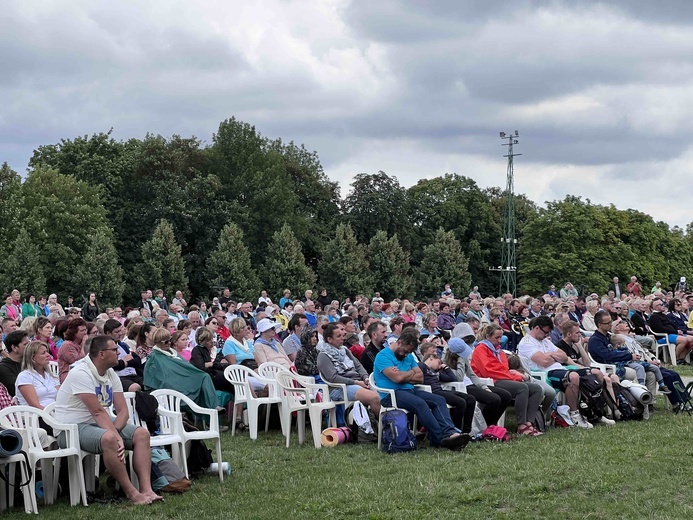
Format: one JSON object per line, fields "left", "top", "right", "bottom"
{"left": 2, "top": 0, "right": 693, "bottom": 226}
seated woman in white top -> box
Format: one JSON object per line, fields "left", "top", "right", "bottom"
{"left": 16, "top": 340, "right": 60, "bottom": 409}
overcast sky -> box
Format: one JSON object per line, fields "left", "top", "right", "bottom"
{"left": 2, "top": 1, "right": 692, "bottom": 227}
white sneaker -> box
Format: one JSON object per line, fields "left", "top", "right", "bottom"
{"left": 598, "top": 416, "right": 616, "bottom": 426}
{"left": 570, "top": 411, "right": 594, "bottom": 429}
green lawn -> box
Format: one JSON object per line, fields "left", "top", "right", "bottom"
{"left": 5, "top": 396, "right": 693, "bottom": 519}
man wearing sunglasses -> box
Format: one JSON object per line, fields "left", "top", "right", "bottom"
{"left": 55, "top": 335, "right": 162, "bottom": 505}
{"left": 518, "top": 316, "right": 597, "bottom": 428}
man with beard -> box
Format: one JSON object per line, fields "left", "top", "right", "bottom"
{"left": 373, "top": 328, "right": 467, "bottom": 450}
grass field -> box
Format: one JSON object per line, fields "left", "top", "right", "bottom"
{"left": 4, "top": 395, "right": 693, "bottom": 519}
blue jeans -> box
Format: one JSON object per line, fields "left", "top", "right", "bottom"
{"left": 382, "top": 388, "right": 458, "bottom": 446}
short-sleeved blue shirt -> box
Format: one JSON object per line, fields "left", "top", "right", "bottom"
{"left": 373, "top": 347, "right": 417, "bottom": 399}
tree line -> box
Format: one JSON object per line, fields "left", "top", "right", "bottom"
{"left": 0, "top": 117, "right": 689, "bottom": 306}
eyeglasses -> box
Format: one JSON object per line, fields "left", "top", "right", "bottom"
{"left": 102, "top": 348, "right": 119, "bottom": 353}
{"left": 540, "top": 328, "right": 552, "bottom": 335}
{"left": 601, "top": 321, "right": 613, "bottom": 325}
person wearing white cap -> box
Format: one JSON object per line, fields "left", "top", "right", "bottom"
{"left": 675, "top": 277, "right": 688, "bottom": 293}
{"left": 253, "top": 318, "right": 292, "bottom": 369}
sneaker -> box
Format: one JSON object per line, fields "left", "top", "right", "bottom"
{"left": 597, "top": 416, "right": 615, "bottom": 426}
{"left": 441, "top": 433, "right": 468, "bottom": 450}
{"left": 570, "top": 411, "right": 593, "bottom": 429}
{"left": 659, "top": 384, "right": 672, "bottom": 394}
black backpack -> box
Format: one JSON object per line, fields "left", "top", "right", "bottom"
{"left": 578, "top": 372, "right": 607, "bottom": 422}
{"left": 609, "top": 382, "right": 644, "bottom": 421}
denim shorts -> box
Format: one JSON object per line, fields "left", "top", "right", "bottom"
{"left": 329, "top": 384, "right": 360, "bottom": 402}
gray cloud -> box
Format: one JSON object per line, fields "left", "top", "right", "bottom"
{"left": 2, "top": 0, "right": 693, "bottom": 226}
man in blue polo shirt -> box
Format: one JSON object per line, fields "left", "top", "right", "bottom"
{"left": 373, "top": 328, "right": 467, "bottom": 450}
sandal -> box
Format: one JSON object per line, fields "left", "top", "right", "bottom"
{"left": 517, "top": 424, "right": 543, "bottom": 437}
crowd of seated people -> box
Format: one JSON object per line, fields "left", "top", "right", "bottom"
{"left": 0, "top": 276, "right": 691, "bottom": 471}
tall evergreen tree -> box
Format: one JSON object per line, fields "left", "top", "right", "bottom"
{"left": 367, "top": 231, "right": 413, "bottom": 300}
{"left": 0, "top": 163, "right": 23, "bottom": 255}
{"left": 72, "top": 228, "right": 126, "bottom": 307}
{"left": 318, "top": 224, "right": 372, "bottom": 300}
{"left": 415, "top": 228, "right": 471, "bottom": 298}
{"left": 138, "top": 220, "right": 188, "bottom": 299}
{"left": 262, "top": 224, "right": 316, "bottom": 299}
{"left": 0, "top": 227, "right": 46, "bottom": 297}
{"left": 206, "top": 223, "right": 260, "bottom": 302}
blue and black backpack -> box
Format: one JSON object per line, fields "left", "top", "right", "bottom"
{"left": 381, "top": 409, "right": 416, "bottom": 454}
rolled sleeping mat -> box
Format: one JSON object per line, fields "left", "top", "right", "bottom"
{"left": 628, "top": 385, "right": 653, "bottom": 405}
{"left": 0, "top": 429, "right": 23, "bottom": 457}
{"left": 320, "top": 427, "right": 351, "bottom": 447}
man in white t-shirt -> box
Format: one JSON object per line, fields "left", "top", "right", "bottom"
{"left": 54, "top": 335, "right": 162, "bottom": 505}
{"left": 518, "top": 315, "right": 592, "bottom": 429}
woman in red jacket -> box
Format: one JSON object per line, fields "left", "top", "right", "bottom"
{"left": 471, "top": 323, "right": 544, "bottom": 436}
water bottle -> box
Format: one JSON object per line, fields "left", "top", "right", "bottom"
{"left": 205, "top": 462, "right": 231, "bottom": 476}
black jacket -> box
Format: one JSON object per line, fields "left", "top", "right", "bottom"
{"left": 648, "top": 312, "right": 676, "bottom": 335}
{"left": 190, "top": 345, "right": 226, "bottom": 375}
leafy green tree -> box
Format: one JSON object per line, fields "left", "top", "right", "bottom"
{"left": 276, "top": 142, "right": 341, "bottom": 267}
{"left": 262, "top": 224, "right": 316, "bottom": 299}
{"left": 367, "top": 231, "right": 413, "bottom": 299}
{"left": 206, "top": 223, "right": 260, "bottom": 302}
{"left": 415, "top": 228, "right": 471, "bottom": 298}
{"left": 343, "top": 172, "right": 411, "bottom": 247}
{"left": 72, "top": 228, "right": 126, "bottom": 307}
{"left": 518, "top": 196, "right": 658, "bottom": 294}
{"left": 209, "top": 119, "right": 300, "bottom": 259}
{"left": 0, "top": 227, "right": 46, "bottom": 297}
{"left": 30, "top": 132, "right": 227, "bottom": 299}
{"left": 138, "top": 220, "right": 188, "bottom": 299}
{"left": 318, "top": 224, "right": 372, "bottom": 300}
{"left": 0, "top": 162, "right": 23, "bottom": 254}
{"left": 408, "top": 174, "right": 509, "bottom": 295}
{"left": 19, "top": 167, "right": 110, "bottom": 297}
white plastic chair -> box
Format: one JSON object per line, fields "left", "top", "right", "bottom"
{"left": 274, "top": 371, "right": 336, "bottom": 449}
{"left": 649, "top": 332, "right": 677, "bottom": 366}
{"left": 119, "top": 392, "right": 188, "bottom": 478}
{"left": 0, "top": 447, "right": 36, "bottom": 513}
{"left": 224, "top": 365, "right": 283, "bottom": 439}
{"left": 318, "top": 370, "right": 352, "bottom": 411}
{"left": 47, "top": 361, "right": 59, "bottom": 379}
{"left": 587, "top": 354, "right": 617, "bottom": 376}
{"left": 368, "top": 373, "right": 412, "bottom": 450}
{"left": 441, "top": 381, "right": 467, "bottom": 393}
{"left": 0, "top": 406, "right": 87, "bottom": 510}
{"left": 258, "top": 362, "right": 315, "bottom": 386}
{"left": 43, "top": 402, "right": 100, "bottom": 494}
{"left": 151, "top": 389, "right": 224, "bottom": 482}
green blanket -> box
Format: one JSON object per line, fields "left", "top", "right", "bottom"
{"left": 143, "top": 349, "right": 218, "bottom": 410}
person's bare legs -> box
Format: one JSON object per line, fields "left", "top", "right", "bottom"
{"left": 131, "top": 427, "right": 163, "bottom": 502}
{"left": 354, "top": 388, "right": 381, "bottom": 416}
{"left": 100, "top": 431, "right": 151, "bottom": 505}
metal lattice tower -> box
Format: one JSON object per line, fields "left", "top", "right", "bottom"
{"left": 494, "top": 131, "right": 521, "bottom": 296}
